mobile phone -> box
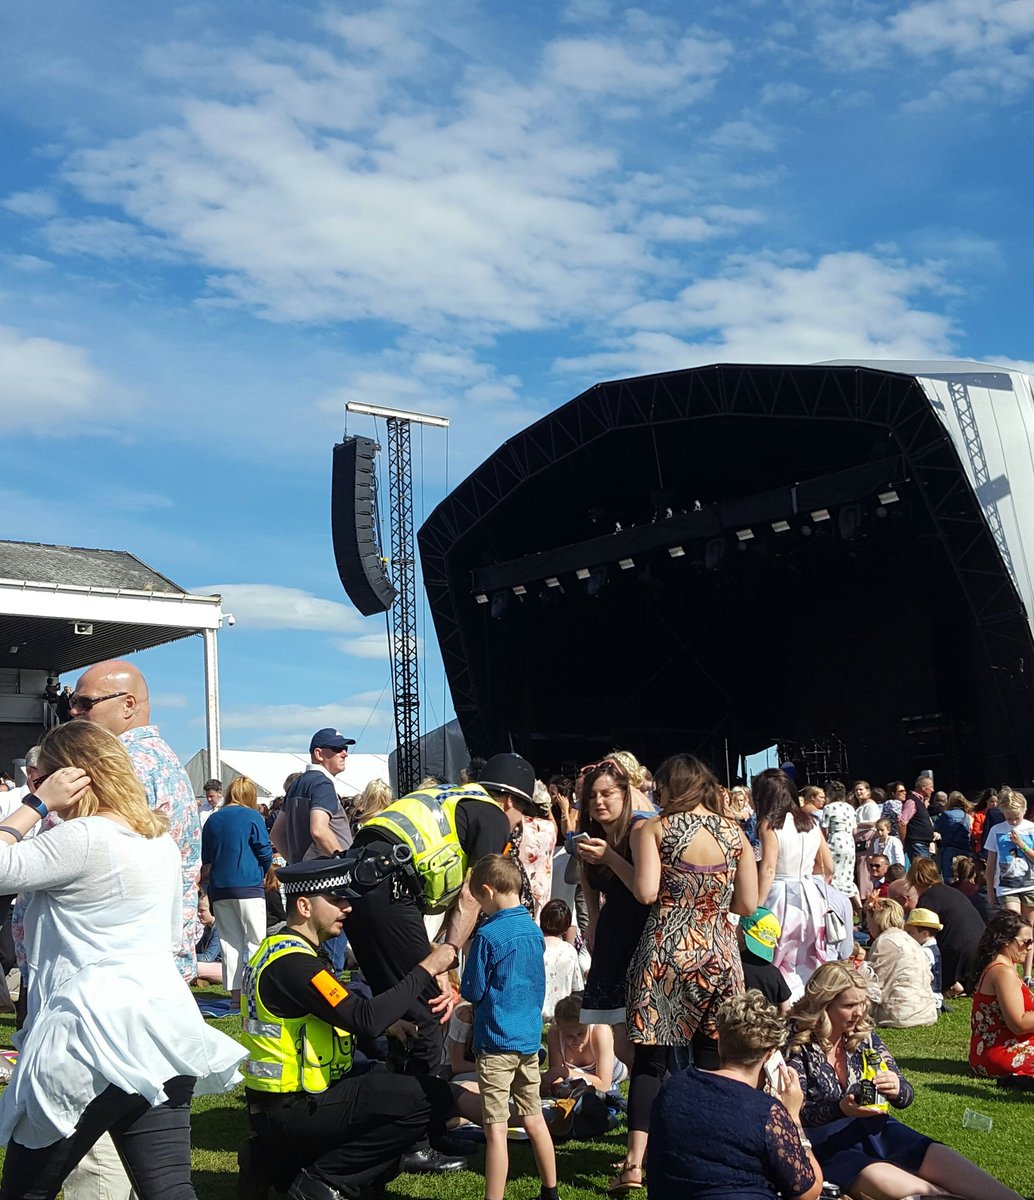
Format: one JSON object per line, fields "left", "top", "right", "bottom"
{"left": 570, "top": 832, "right": 590, "bottom": 844}
{"left": 764, "top": 1050, "right": 786, "bottom": 1092}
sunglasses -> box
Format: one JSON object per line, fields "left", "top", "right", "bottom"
{"left": 68, "top": 691, "right": 128, "bottom": 714}
{"left": 578, "top": 758, "right": 628, "bottom": 779}
{"left": 1016, "top": 937, "right": 1034, "bottom": 949}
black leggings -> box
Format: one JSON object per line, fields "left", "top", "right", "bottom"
{"left": 0, "top": 1075, "right": 196, "bottom": 1200}
{"left": 627, "top": 1034, "right": 721, "bottom": 1133}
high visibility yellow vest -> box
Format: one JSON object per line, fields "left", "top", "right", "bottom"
{"left": 363, "top": 782, "right": 501, "bottom": 913}
{"left": 240, "top": 933, "right": 353, "bottom": 1094}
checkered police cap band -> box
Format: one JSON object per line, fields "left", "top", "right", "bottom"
{"left": 281, "top": 873, "right": 351, "bottom": 896}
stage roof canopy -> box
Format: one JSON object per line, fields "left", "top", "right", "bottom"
{"left": 420, "top": 360, "right": 1034, "bottom": 787}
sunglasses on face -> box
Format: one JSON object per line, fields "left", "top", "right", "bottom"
{"left": 68, "top": 691, "right": 128, "bottom": 713}
{"left": 1016, "top": 937, "right": 1034, "bottom": 949}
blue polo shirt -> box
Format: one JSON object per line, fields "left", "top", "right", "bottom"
{"left": 461, "top": 904, "right": 545, "bottom": 1055}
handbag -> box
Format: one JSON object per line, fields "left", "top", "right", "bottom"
{"left": 822, "top": 878, "right": 849, "bottom": 948}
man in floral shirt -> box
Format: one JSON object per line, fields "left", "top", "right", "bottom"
{"left": 70, "top": 658, "right": 201, "bottom": 979}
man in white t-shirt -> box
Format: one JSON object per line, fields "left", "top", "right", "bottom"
{"left": 984, "top": 790, "right": 1034, "bottom": 981}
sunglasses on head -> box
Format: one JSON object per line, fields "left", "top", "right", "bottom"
{"left": 579, "top": 758, "right": 628, "bottom": 779}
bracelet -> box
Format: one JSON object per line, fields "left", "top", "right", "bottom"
{"left": 21, "top": 795, "right": 47, "bottom": 818}
{"left": 0, "top": 825, "right": 24, "bottom": 842}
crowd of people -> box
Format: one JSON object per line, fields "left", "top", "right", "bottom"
{"left": 1, "top": 691, "right": 1034, "bottom": 1200}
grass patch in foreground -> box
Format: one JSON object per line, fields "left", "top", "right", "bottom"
{"left": 2, "top": 998, "right": 1033, "bottom": 1198}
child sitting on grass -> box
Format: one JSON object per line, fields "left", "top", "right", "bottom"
{"left": 906, "top": 907, "right": 946, "bottom": 1012}
{"left": 540, "top": 899, "right": 584, "bottom": 1021}
{"left": 461, "top": 854, "right": 558, "bottom": 1200}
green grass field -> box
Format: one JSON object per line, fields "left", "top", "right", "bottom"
{"left": 1, "top": 1000, "right": 1032, "bottom": 1199}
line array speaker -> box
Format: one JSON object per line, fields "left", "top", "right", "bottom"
{"left": 331, "top": 436, "right": 397, "bottom": 616}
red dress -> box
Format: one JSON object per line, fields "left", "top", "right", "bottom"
{"left": 969, "top": 964, "right": 1034, "bottom": 1077}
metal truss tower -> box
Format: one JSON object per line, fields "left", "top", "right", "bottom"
{"left": 345, "top": 401, "right": 449, "bottom": 796}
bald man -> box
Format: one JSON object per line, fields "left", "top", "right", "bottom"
{"left": 70, "top": 660, "right": 201, "bottom": 979}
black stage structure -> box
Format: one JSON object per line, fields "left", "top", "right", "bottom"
{"left": 419, "top": 364, "right": 1034, "bottom": 787}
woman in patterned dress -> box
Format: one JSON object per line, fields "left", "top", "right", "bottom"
{"left": 611, "top": 755, "right": 758, "bottom": 1194}
{"left": 818, "top": 782, "right": 858, "bottom": 905}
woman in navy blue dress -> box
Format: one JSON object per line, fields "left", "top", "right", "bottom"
{"left": 648, "top": 991, "right": 819, "bottom": 1200}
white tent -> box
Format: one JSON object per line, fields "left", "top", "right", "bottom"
{"left": 182, "top": 748, "right": 390, "bottom": 801}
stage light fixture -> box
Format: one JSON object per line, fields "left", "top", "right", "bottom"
{"left": 838, "top": 503, "right": 863, "bottom": 540}
{"left": 771, "top": 520, "right": 791, "bottom": 533}
{"left": 736, "top": 528, "right": 755, "bottom": 542}
{"left": 512, "top": 585, "right": 527, "bottom": 596}
{"left": 618, "top": 557, "right": 635, "bottom": 570}
{"left": 668, "top": 546, "right": 686, "bottom": 558}
{"left": 875, "top": 506, "right": 888, "bottom": 519}
{"left": 810, "top": 508, "right": 831, "bottom": 522}
{"left": 878, "top": 489, "right": 900, "bottom": 505}
{"left": 545, "top": 576, "right": 561, "bottom": 588}
{"left": 490, "top": 591, "right": 509, "bottom": 619}
{"left": 800, "top": 524, "right": 813, "bottom": 537}
{"left": 575, "top": 568, "right": 591, "bottom": 580}
{"left": 474, "top": 593, "right": 489, "bottom": 604}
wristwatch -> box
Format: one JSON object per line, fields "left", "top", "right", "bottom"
{"left": 795, "top": 1125, "right": 812, "bottom": 1151}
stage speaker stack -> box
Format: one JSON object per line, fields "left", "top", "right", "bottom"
{"left": 331, "top": 436, "right": 397, "bottom": 616}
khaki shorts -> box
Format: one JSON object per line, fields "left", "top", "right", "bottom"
{"left": 1002, "top": 891, "right": 1034, "bottom": 910}
{"left": 475, "top": 1052, "right": 542, "bottom": 1125}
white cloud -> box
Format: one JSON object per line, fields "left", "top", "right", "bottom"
{"left": 40, "top": 12, "right": 745, "bottom": 334}
{"left": 709, "top": 120, "right": 776, "bottom": 152}
{"left": 0, "top": 325, "right": 114, "bottom": 431}
{"left": 816, "top": 0, "right": 1034, "bottom": 101}
{"left": 3, "top": 189, "right": 59, "bottom": 217}
{"left": 220, "top": 692, "right": 392, "bottom": 748}
{"left": 152, "top": 691, "right": 189, "bottom": 709}
{"left": 554, "top": 250, "right": 957, "bottom": 377}
{"left": 195, "top": 583, "right": 368, "bottom": 632}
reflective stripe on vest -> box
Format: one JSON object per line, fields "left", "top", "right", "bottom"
{"left": 363, "top": 784, "right": 500, "bottom": 913}
{"left": 240, "top": 934, "right": 353, "bottom": 1095}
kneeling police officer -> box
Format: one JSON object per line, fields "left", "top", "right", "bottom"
{"left": 238, "top": 856, "right": 464, "bottom": 1200}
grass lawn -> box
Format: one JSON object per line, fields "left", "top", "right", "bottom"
{"left": 1, "top": 999, "right": 1031, "bottom": 1199}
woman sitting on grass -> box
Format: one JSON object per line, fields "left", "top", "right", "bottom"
{"left": 786, "top": 961, "right": 1021, "bottom": 1200}
{"left": 543, "top": 992, "right": 627, "bottom": 1097}
{"left": 970, "top": 909, "right": 1034, "bottom": 1084}
{"left": 865, "top": 899, "right": 937, "bottom": 1028}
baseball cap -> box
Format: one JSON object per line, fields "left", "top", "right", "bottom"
{"left": 906, "top": 907, "right": 943, "bottom": 931}
{"left": 478, "top": 752, "right": 535, "bottom": 805}
{"left": 310, "top": 728, "right": 356, "bottom": 753}
{"left": 741, "top": 907, "right": 781, "bottom": 962}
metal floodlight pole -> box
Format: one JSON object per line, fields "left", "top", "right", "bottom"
{"left": 345, "top": 401, "right": 450, "bottom": 796}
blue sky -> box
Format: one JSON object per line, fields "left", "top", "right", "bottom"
{"left": 2, "top": 0, "right": 1033, "bottom": 764}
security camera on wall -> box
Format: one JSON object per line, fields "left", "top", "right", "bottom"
{"left": 72, "top": 622, "right": 94, "bottom": 636}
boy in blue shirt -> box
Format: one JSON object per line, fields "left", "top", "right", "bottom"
{"left": 461, "top": 854, "right": 558, "bottom": 1200}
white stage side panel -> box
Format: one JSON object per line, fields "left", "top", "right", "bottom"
{"left": 822, "top": 359, "right": 1034, "bottom": 641}
{"left": 913, "top": 367, "right": 1034, "bottom": 636}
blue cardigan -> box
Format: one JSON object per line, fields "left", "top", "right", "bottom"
{"left": 201, "top": 806, "right": 273, "bottom": 901}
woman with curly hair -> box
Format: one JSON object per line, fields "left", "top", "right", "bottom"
{"left": 648, "top": 991, "right": 821, "bottom": 1200}
{"left": 0, "top": 721, "right": 244, "bottom": 1200}
{"left": 969, "top": 909, "right": 1034, "bottom": 1082}
{"left": 786, "top": 961, "right": 1018, "bottom": 1199}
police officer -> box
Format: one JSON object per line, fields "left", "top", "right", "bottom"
{"left": 343, "top": 755, "right": 536, "bottom": 1095}
{"left": 237, "top": 857, "right": 465, "bottom": 1200}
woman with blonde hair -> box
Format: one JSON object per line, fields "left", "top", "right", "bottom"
{"left": 351, "top": 778, "right": 393, "bottom": 828}
{"left": 864, "top": 899, "right": 936, "bottom": 1028}
{"left": 200, "top": 774, "right": 273, "bottom": 1002}
{"left": 0, "top": 721, "right": 243, "bottom": 1199}
{"left": 786, "top": 961, "right": 1020, "bottom": 1200}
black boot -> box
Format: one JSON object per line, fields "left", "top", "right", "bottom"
{"left": 398, "top": 1146, "right": 468, "bottom": 1173}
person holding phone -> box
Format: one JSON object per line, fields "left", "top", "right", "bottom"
{"left": 648, "top": 991, "right": 821, "bottom": 1200}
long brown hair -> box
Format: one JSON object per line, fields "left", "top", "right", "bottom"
{"left": 653, "top": 753, "right": 723, "bottom": 816}
{"left": 38, "top": 722, "right": 167, "bottom": 839}
{"left": 579, "top": 763, "right": 633, "bottom": 877}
